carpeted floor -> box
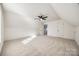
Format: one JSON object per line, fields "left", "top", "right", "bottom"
{"left": 1, "top": 36, "right": 79, "bottom": 56}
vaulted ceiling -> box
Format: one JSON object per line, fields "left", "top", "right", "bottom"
{"left": 3, "top": 3, "right": 60, "bottom": 21}
{"left": 2, "top": 3, "right": 79, "bottom": 26}
{"left": 51, "top": 3, "right": 79, "bottom": 26}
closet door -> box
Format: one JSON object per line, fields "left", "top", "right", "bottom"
{"left": 57, "top": 20, "right": 75, "bottom": 39}
{"left": 57, "top": 20, "right": 64, "bottom": 37}
{"left": 47, "top": 21, "right": 58, "bottom": 37}
{"left": 63, "top": 22, "right": 75, "bottom": 39}
{"left": 47, "top": 20, "right": 75, "bottom": 39}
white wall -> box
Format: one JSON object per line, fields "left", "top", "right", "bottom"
{"left": 63, "top": 21, "right": 75, "bottom": 39}
{"left": 75, "top": 26, "right": 79, "bottom": 45}
{"left": 0, "top": 4, "right": 4, "bottom": 53}
{"left": 47, "top": 20, "right": 75, "bottom": 39}
{"left": 3, "top": 3, "right": 79, "bottom": 41}
{"left": 3, "top": 3, "right": 59, "bottom": 22}
{"left": 4, "top": 11, "right": 45, "bottom": 40}
{"left": 0, "top": 5, "right": 1, "bottom": 43}
{"left": 4, "top": 11, "right": 44, "bottom": 40}
{"left": 51, "top": 3, "right": 79, "bottom": 26}
{"left": 0, "top": 4, "right": 1, "bottom": 53}
{"left": 3, "top": 3, "right": 60, "bottom": 40}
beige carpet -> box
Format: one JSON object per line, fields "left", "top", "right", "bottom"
{"left": 1, "top": 36, "right": 79, "bottom": 56}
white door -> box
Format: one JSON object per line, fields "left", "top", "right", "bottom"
{"left": 57, "top": 20, "right": 64, "bottom": 37}
{"left": 47, "top": 21, "right": 58, "bottom": 37}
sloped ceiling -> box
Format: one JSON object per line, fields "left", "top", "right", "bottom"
{"left": 2, "top": 3, "right": 60, "bottom": 40}
{"left": 51, "top": 3, "right": 79, "bottom": 26}
{"left": 2, "top": 3, "right": 79, "bottom": 40}
{"left": 3, "top": 3, "right": 60, "bottom": 22}
{"left": 3, "top": 3, "right": 79, "bottom": 26}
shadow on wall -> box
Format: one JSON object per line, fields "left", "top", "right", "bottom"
{"left": 4, "top": 10, "right": 44, "bottom": 40}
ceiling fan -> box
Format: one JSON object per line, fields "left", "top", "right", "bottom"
{"left": 38, "top": 14, "right": 48, "bottom": 20}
